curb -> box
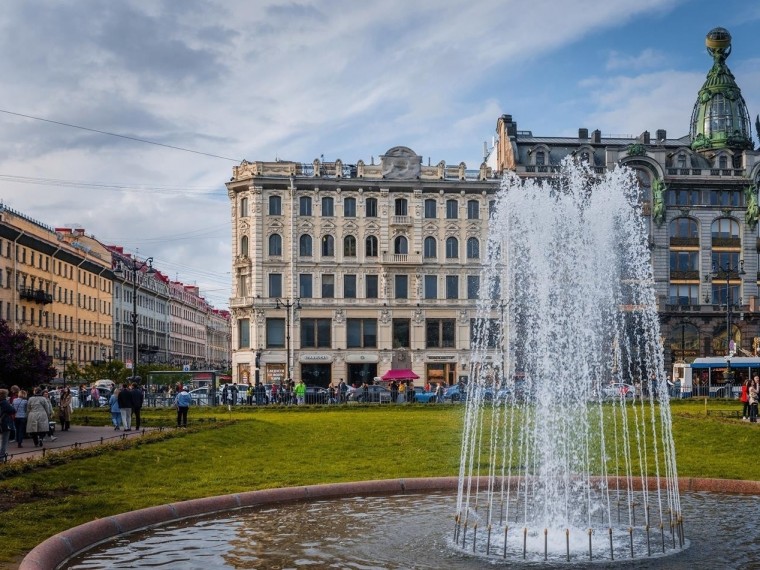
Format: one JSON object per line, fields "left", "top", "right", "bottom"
{"left": 18, "top": 476, "right": 760, "bottom": 570}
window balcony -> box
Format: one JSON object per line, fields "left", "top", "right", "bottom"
{"left": 711, "top": 237, "right": 741, "bottom": 248}
{"left": 382, "top": 253, "right": 422, "bottom": 264}
{"left": 18, "top": 287, "right": 53, "bottom": 304}
{"left": 669, "top": 270, "right": 699, "bottom": 280}
{"left": 229, "top": 296, "right": 255, "bottom": 309}
{"left": 391, "top": 215, "right": 413, "bottom": 225}
{"left": 669, "top": 237, "right": 699, "bottom": 247}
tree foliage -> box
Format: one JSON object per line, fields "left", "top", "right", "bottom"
{"left": 0, "top": 319, "right": 56, "bottom": 388}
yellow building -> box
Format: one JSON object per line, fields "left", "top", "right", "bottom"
{"left": 0, "top": 204, "right": 113, "bottom": 377}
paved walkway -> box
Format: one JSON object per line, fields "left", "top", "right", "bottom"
{"left": 3, "top": 423, "right": 160, "bottom": 463}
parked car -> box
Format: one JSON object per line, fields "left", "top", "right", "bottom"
{"left": 413, "top": 386, "right": 438, "bottom": 403}
{"left": 349, "top": 384, "right": 392, "bottom": 403}
{"left": 189, "top": 387, "right": 212, "bottom": 405}
{"left": 305, "top": 386, "right": 329, "bottom": 404}
{"left": 444, "top": 384, "right": 494, "bottom": 402}
{"left": 601, "top": 382, "right": 636, "bottom": 400}
{"left": 87, "top": 386, "right": 111, "bottom": 407}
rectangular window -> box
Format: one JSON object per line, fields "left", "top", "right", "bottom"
{"left": 467, "top": 275, "right": 480, "bottom": 299}
{"left": 470, "top": 318, "right": 500, "bottom": 349}
{"left": 392, "top": 318, "right": 410, "bottom": 348}
{"left": 347, "top": 318, "right": 377, "bottom": 348}
{"left": 344, "top": 274, "right": 357, "bottom": 298}
{"left": 445, "top": 275, "right": 459, "bottom": 299}
{"left": 238, "top": 318, "right": 250, "bottom": 349}
{"left": 344, "top": 197, "right": 357, "bottom": 217}
{"left": 365, "top": 197, "right": 378, "bottom": 217}
{"left": 266, "top": 318, "right": 285, "bottom": 348}
{"left": 269, "top": 195, "right": 282, "bottom": 215}
{"left": 424, "top": 275, "right": 438, "bottom": 299}
{"left": 426, "top": 318, "right": 456, "bottom": 348}
{"left": 395, "top": 274, "right": 408, "bottom": 299}
{"left": 424, "top": 199, "right": 437, "bottom": 218}
{"left": 366, "top": 275, "right": 378, "bottom": 299}
{"left": 301, "top": 318, "right": 332, "bottom": 348}
{"left": 299, "top": 196, "right": 312, "bottom": 216}
{"left": 299, "top": 274, "right": 313, "bottom": 298}
{"left": 269, "top": 273, "right": 282, "bottom": 298}
{"left": 446, "top": 200, "right": 458, "bottom": 219}
{"left": 322, "top": 274, "right": 335, "bottom": 298}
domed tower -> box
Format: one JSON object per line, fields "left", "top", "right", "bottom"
{"left": 690, "top": 27, "right": 754, "bottom": 151}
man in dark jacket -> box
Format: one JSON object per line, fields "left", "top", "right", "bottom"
{"left": 116, "top": 384, "right": 133, "bottom": 431}
{"left": 130, "top": 382, "right": 144, "bottom": 430}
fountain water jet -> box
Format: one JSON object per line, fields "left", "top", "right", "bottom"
{"left": 455, "top": 159, "right": 683, "bottom": 562}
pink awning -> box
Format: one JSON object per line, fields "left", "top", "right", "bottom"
{"left": 381, "top": 369, "right": 420, "bottom": 380}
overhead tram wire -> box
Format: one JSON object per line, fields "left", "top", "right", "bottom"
{"left": 0, "top": 174, "right": 224, "bottom": 196}
{"left": 0, "top": 108, "right": 243, "bottom": 163}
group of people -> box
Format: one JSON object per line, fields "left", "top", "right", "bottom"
{"left": 0, "top": 385, "right": 70, "bottom": 460}
{"left": 740, "top": 376, "right": 760, "bottom": 422}
{"left": 108, "top": 382, "right": 145, "bottom": 431}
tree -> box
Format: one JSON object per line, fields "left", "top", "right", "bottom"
{"left": 0, "top": 319, "right": 56, "bottom": 388}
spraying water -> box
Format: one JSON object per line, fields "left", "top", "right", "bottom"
{"left": 455, "top": 159, "right": 683, "bottom": 562}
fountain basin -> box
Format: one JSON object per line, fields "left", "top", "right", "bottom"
{"left": 20, "top": 476, "right": 760, "bottom": 569}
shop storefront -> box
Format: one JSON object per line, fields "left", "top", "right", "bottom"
{"left": 426, "top": 355, "right": 457, "bottom": 386}
{"left": 300, "top": 354, "right": 333, "bottom": 387}
{"left": 345, "top": 353, "right": 378, "bottom": 386}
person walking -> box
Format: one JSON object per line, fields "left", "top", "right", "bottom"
{"left": 12, "top": 389, "right": 28, "bottom": 447}
{"left": 117, "top": 383, "right": 133, "bottom": 431}
{"left": 109, "top": 389, "right": 121, "bottom": 430}
{"left": 294, "top": 379, "right": 306, "bottom": 405}
{"left": 174, "top": 386, "right": 192, "bottom": 428}
{"left": 0, "top": 389, "right": 16, "bottom": 461}
{"left": 390, "top": 380, "right": 399, "bottom": 404}
{"left": 130, "top": 382, "right": 144, "bottom": 430}
{"left": 749, "top": 378, "right": 759, "bottom": 424}
{"left": 740, "top": 378, "right": 750, "bottom": 421}
{"left": 58, "top": 387, "right": 73, "bottom": 431}
{"left": 89, "top": 385, "right": 99, "bottom": 408}
{"left": 26, "top": 388, "right": 52, "bottom": 447}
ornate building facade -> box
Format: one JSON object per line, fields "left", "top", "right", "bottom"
{"left": 228, "top": 27, "right": 760, "bottom": 387}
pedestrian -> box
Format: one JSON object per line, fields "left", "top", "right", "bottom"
{"left": 9, "top": 385, "right": 19, "bottom": 403}
{"left": 109, "top": 388, "right": 121, "bottom": 430}
{"left": 0, "top": 389, "right": 16, "bottom": 461}
{"left": 26, "top": 387, "right": 52, "bottom": 447}
{"left": 390, "top": 380, "right": 398, "bottom": 404}
{"left": 339, "top": 379, "right": 348, "bottom": 403}
{"left": 222, "top": 383, "right": 229, "bottom": 405}
{"left": 117, "top": 383, "right": 133, "bottom": 431}
{"left": 130, "top": 382, "right": 144, "bottom": 430}
{"left": 79, "top": 384, "right": 88, "bottom": 408}
{"left": 42, "top": 390, "right": 57, "bottom": 441}
{"left": 398, "top": 381, "right": 406, "bottom": 403}
{"left": 58, "top": 387, "right": 73, "bottom": 431}
{"left": 740, "top": 378, "right": 750, "bottom": 421}
{"left": 294, "top": 379, "right": 306, "bottom": 405}
{"left": 12, "top": 389, "right": 28, "bottom": 447}
{"left": 89, "top": 385, "right": 99, "bottom": 408}
{"left": 435, "top": 382, "right": 444, "bottom": 403}
{"left": 174, "top": 385, "right": 192, "bottom": 428}
{"left": 749, "top": 379, "right": 759, "bottom": 424}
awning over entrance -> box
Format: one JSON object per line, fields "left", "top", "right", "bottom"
{"left": 381, "top": 368, "right": 420, "bottom": 380}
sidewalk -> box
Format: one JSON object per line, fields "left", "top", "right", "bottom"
{"left": 3, "top": 423, "right": 160, "bottom": 463}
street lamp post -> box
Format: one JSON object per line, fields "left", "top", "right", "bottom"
{"left": 275, "top": 298, "right": 301, "bottom": 381}
{"left": 114, "top": 256, "right": 155, "bottom": 384}
{"left": 710, "top": 258, "right": 745, "bottom": 394}
{"left": 55, "top": 348, "right": 70, "bottom": 389}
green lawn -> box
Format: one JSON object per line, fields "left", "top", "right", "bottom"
{"left": 0, "top": 400, "right": 757, "bottom": 566}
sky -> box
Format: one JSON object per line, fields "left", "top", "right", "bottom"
{"left": 1, "top": 0, "right": 759, "bottom": 310}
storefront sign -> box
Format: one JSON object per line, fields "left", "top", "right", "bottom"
{"left": 266, "top": 363, "right": 286, "bottom": 384}
{"left": 299, "top": 354, "right": 333, "bottom": 362}
{"left": 345, "top": 353, "right": 379, "bottom": 363}
{"left": 427, "top": 355, "right": 456, "bottom": 361}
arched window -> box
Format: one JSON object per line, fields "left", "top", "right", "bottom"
{"left": 711, "top": 218, "right": 739, "bottom": 239}
{"left": 240, "top": 235, "right": 249, "bottom": 257}
{"left": 719, "top": 155, "right": 728, "bottom": 169}
{"left": 466, "top": 237, "right": 480, "bottom": 259}
{"left": 344, "top": 235, "right": 357, "bottom": 257}
{"left": 268, "top": 234, "right": 282, "bottom": 256}
{"left": 446, "top": 237, "right": 459, "bottom": 259}
{"left": 365, "top": 235, "right": 378, "bottom": 257}
{"left": 395, "top": 198, "right": 408, "bottom": 216}
{"left": 423, "top": 236, "right": 437, "bottom": 259}
{"left": 394, "top": 236, "right": 408, "bottom": 255}
{"left": 446, "top": 199, "right": 458, "bottom": 219}
{"left": 467, "top": 200, "right": 479, "bottom": 219}
{"left": 344, "top": 197, "right": 356, "bottom": 217}
{"left": 299, "top": 196, "right": 312, "bottom": 216}
{"left": 669, "top": 218, "right": 698, "bottom": 238}
{"left": 669, "top": 323, "right": 700, "bottom": 361}
{"left": 424, "top": 199, "right": 437, "bottom": 219}
{"left": 321, "top": 235, "right": 335, "bottom": 257}
{"left": 240, "top": 197, "right": 248, "bottom": 217}
{"left": 536, "top": 151, "right": 545, "bottom": 166}
{"left": 299, "top": 234, "right": 313, "bottom": 257}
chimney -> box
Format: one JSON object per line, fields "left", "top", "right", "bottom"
{"left": 641, "top": 131, "right": 650, "bottom": 144}
{"left": 578, "top": 128, "right": 588, "bottom": 140}
{"left": 592, "top": 129, "right": 601, "bottom": 143}
{"left": 656, "top": 129, "right": 667, "bottom": 142}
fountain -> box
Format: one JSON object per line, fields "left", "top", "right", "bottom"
{"left": 454, "top": 159, "right": 683, "bottom": 562}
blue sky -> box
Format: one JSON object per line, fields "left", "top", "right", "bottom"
{"left": 0, "top": 0, "right": 758, "bottom": 309}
